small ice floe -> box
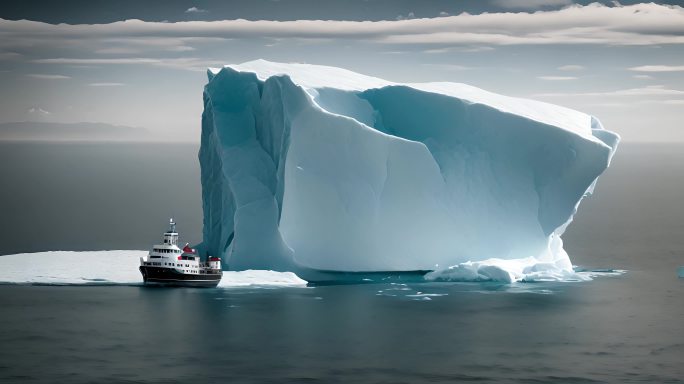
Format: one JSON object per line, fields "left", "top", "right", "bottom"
{"left": 406, "top": 293, "right": 447, "bottom": 300}
{"left": 678, "top": 266, "right": 684, "bottom": 278}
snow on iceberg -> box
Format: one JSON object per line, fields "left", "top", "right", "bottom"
{"left": 198, "top": 59, "right": 619, "bottom": 282}
{"left": 0, "top": 251, "right": 306, "bottom": 287}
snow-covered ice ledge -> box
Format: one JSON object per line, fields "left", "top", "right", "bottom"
{"left": 197, "top": 60, "right": 619, "bottom": 283}
{"left": 0, "top": 251, "right": 307, "bottom": 287}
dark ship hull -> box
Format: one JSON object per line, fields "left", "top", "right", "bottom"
{"left": 139, "top": 266, "right": 222, "bottom": 288}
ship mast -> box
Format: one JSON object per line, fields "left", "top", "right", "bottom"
{"left": 164, "top": 218, "right": 178, "bottom": 246}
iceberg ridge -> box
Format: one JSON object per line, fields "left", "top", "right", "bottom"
{"left": 198, "top": 60, "right": 619, "bottom": 282}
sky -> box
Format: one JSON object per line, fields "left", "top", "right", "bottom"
{"left": 0, "top": 0, "right": 683, "bottom": 142}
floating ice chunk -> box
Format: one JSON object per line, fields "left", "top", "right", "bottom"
{"left": 426, "top": 257, "right": 627, "bottom": 283}
{"left": 219, "top": 270, "right": 306, "bottom": 287}
{"left": 678, "top": 266, "right": 684, "bottom": 278}
{"left": 425, "top": 256, "right": 592, "bottom": 283}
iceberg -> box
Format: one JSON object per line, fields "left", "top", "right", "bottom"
{"left": 198, "top": 59, "right": 619, "bottom": 282}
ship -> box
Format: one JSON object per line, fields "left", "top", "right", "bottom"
{"left": 139, "top": 219, "right": 222, "bottom": 287}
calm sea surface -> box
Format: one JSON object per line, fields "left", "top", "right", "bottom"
{"left": 0, "top": 142, "right": 682, "bottom": 383}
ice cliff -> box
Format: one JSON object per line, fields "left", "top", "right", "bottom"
{"left": 197, "top": 60, "right": 619, "bottom": 282}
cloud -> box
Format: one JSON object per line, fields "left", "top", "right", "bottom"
{"left": 536, "top": 85, "right": 684, "bottom": 97}
{"left": 94, "top": 37, "right": 205, "bottom": 54}
{"left": 95, "top": 45, "right": 195, "bottom": 54}
{"left": 614, "top": 98, "right": 684, "bottom": 106}
{"left": 537, "top": 76, "right": 577, "bottom": 80}
{"left": 28, "top": 107, "right": 50, "bottom": 115}
{"left": 557, "top": 65, "right": 584, "bottom": 71}
{"left": 32, "top": 57, "right": 222, "bottom": 71}
{"left": 629, "top": 65, "right": 684, "bottom": 72}
{"left": 89, "top": 82, "right": 125, "bottom": 86}
{"left": 35, "top": 58, "right": 161, "bottom": 64}
{"left": 185, "top": 7, "right": 208, "bottom": 14}
{"left": 2, "top": 3, "right": 684, "bottom": 77}
{"left": 1, "top": 2, "right": 682, "bottom": 49}
{"left": 633, "top": 74, "right": 654, "bottom": 80}
{"left": 422, "top": 64, "right": 472, "bottom": 71}
{"left": 423, "top": 47, "right": 451, "bottom": 54}
{"left": 491, "top": 0, "right": 573, "bottom": 9}
{"left": 396, "top": 12, "right": 415, "bottom": 21}
{"left": 424, "top": 46, "right": 495, "bottom": 54}
{"left": 26, "top": 74, "right": 71, "bottom": 79}
{"left": 0, "top": 52, "right": 21, "bottom": 60}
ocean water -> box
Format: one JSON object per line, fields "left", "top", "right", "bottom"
{"left": 0, "top": 142, "right": 683, "bottom": 383}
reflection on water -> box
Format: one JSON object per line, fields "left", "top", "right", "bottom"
{"left": 0, "top": 269, "right": 682, "bottom": 383}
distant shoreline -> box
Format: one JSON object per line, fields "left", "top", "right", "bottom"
{"left": 0, "top": 121, "right": 153, "bottom": 142}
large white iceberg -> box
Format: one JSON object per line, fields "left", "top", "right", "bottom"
{"left": 197, "top": 59, "right": 618, "bottom": 282}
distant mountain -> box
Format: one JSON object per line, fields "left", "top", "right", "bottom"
{"left": 0, "top": 121, "right": 151, "bottom": 141}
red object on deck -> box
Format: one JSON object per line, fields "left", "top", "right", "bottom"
{"left": 209, "top": 257, "right": 221, "bottom": 261}
{"left": 183, "top": 245, "right": 195, "bottom": 254}
{"left": 177, "top": 256, "right": 182, "bottom": 260}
